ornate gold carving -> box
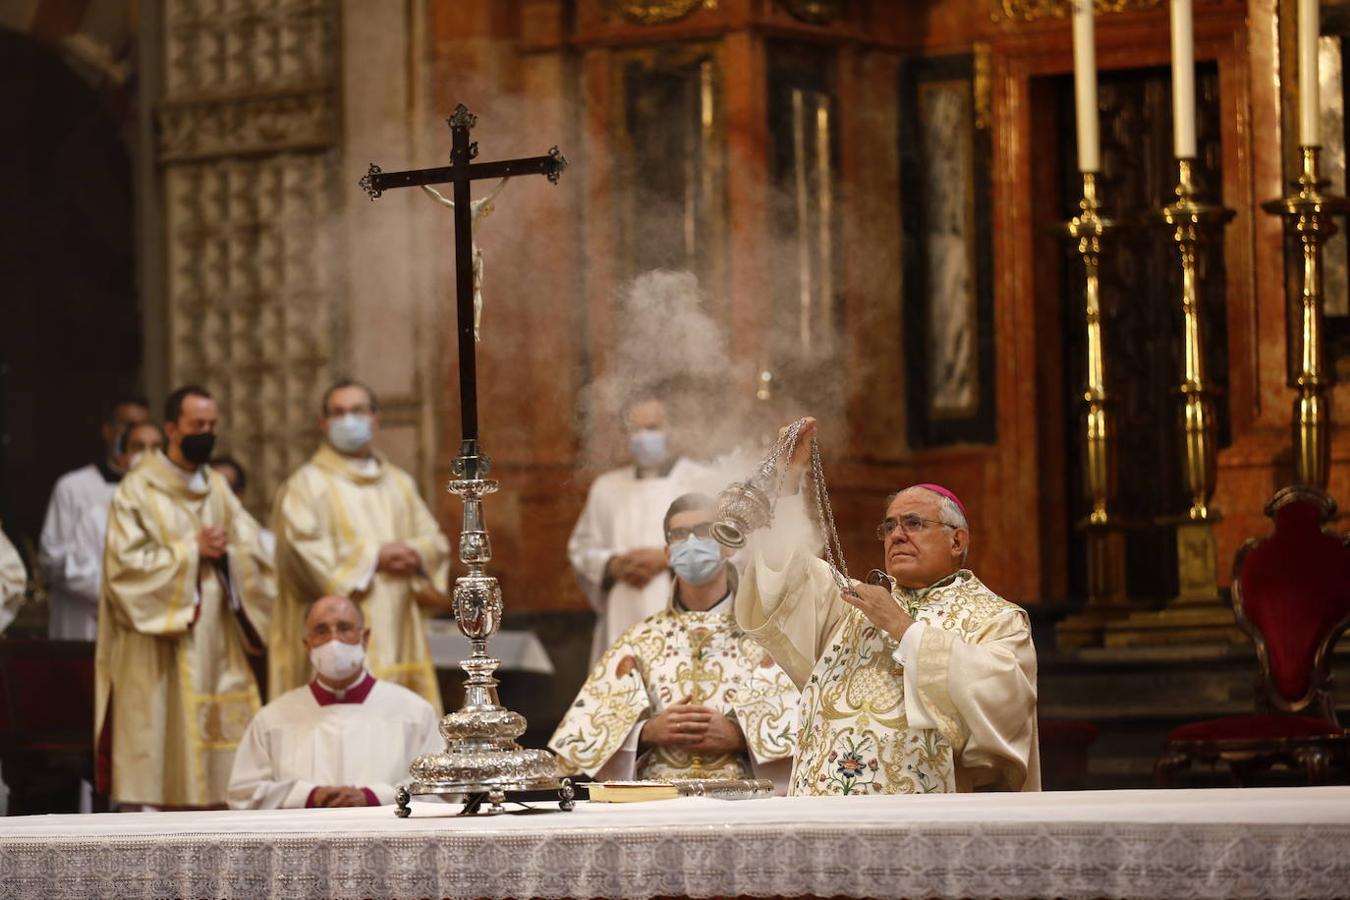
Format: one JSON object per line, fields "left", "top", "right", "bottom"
{"left": 973, "top": 42, "right": 992, "bottom": 131}
{"left": 991, "top": 0, "right": 1163, "bottom": 24}
{"left": 778, "top": 0, "right": 843, "bottom": 25}
{"left": 612, "top": 0, "right": 717, "bottom": 25}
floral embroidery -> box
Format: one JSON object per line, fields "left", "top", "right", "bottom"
{"left": 789, "top": 571, "right": 1018, "bottom": 796}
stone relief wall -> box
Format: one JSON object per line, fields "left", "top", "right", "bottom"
{"left": 157, "top": 0, "right": 343, "bottom": 513}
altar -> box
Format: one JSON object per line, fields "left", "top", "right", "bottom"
{"left": 1, "top": 787, "right": 1346, "bottom": 899}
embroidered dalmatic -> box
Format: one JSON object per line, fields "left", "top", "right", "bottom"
{"left": 549, "top": 581, "right": 800, "bottom": 790}
{"left": 737, "top": 532, "right": 1040, "bottom": 796}
{"left": 95, "top": 451, "right": 276, "bottom": 807}
{"left": 269, "top": 444, "right": 450, "bottom": 711}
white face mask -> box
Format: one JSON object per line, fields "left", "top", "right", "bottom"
{"left": 328, "top": 414, "right": 374, "bottom": 454}
{"left": 309, "top": 638, "right": 365, "bottom": 683}
{"left": 128, "top": 451, "right": 146, "bottom": 471}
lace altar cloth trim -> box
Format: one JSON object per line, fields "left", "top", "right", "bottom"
{"left": 1, "top": 788, "right": 1347, "bottom": 898}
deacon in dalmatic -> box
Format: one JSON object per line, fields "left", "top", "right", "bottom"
{"left": 736, "top": 418, "right": 1040, "bottom": 795}
{"left": 270, "top": 379, "right": 451, "bottom": 711}
{"left": 95, "top": 386, "right": 276, "bottom": 808}
{"left": 551, "top": 494, "right": 800, "bottom": 791}
{"left": 228, "top": 595, "right": 441, "bottom": 809}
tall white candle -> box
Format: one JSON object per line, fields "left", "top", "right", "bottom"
{"left": 1299, "top": 0, "right": 1321, "bottom": 146}
{"left": 1072, "top": 0, "right": 1101, "bottom": 172}
{"left": 1170, "top": 0, "right": 1197, "bottom": 158}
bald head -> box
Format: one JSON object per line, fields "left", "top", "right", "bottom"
{"left": 302, "top": 595, "right": 367, "bottom": 650}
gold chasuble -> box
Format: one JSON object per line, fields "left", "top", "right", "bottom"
{"left": 737, "top": 540, "right": 1040, "bottom": 796}
{"left": 95, "top": 451, "right": 275, "bottom": 807}
{"left": 269, "top": 445, "right": 450, "bottom": 710}
{"left": 550, "top": 583, "right": 800, "bottom": 786}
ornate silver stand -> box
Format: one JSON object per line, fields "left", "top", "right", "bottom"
{"left": 394, "top": 446, "right": 573, "bottom": 817}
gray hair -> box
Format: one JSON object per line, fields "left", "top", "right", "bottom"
{"left": 886, "top": 487, "right": 970, "bottom": 564}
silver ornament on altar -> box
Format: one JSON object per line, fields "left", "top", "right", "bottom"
{"left": 361, "top": 103, "right": 573, "bottom": 817}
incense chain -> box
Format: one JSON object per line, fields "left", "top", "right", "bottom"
{"left": 767, "top": 418, "right": 854, "bottom": 595}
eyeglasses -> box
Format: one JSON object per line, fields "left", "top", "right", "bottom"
{"left": 875, "top": 514, "right": 953, "bottom": 541}
{"left": 666, "top": 523, "right": 713, "bottom": 544}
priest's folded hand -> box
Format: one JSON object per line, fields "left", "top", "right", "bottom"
{"left": 841, "top": 582, "right": 914, "bottom": 643}
{"left": 686, "top": 709, "right": 748, "bottom": 757}
{"left": 639, "top": 695, "right": 712, "bottom": 747}
{"left": 610, "top": 547, "right": 668, "bottom": 588}
{"left": 197, "top": 526, "right": 228, "bottom": 561}
{"left": 377, "top": 542, "right": 421, "bottom": 576}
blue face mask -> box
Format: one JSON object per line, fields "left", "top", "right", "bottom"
{"left": 328, "top": 414, "right": 374, "bottom": 454}
{"left": 629, "top": 428, "right": 668, "bottom": 469}
{"left": 669, "top": 536, "right": 723, "bottom": 586}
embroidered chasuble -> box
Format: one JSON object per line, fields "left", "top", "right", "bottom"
{"left": 550, "top": 578, "right": 800, "bottom": 790}
{"left": 95, "top": 451, "right": 276, "bottom": 806}
{"left": 736, "top": 515, "right": 1040, "bottom": 796}
{"left": 270, "top": 445, "right": 450, "bottom": 711}
{"left": 228, "top": 673, "right": 441, "bottom": 809}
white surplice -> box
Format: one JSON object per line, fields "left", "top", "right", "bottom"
{"left": 568, "top": 457, "right": 708, "bottom": 666}
{"left": 40, "top": 463, "right": 120, "bottom": 640}
{"left": 735, "top": 497, "right": 1040, "bottom": 796}
{"left": 0, "top": 525, "right": 27, "bottom": 634}
{"left": 227, "top": 674, "right": 442, "bottom": 809}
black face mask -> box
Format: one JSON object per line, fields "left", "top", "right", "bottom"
{"left": 179, "top": 432, "right": 216, "bottom": 466}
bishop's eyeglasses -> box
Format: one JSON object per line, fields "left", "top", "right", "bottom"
{"left": 875, "top": 514, "right": 953, "bottom": 541}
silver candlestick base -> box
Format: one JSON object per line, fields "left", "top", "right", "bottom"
{"left": 395, "top": 445, "right": 572, "bottom": 817}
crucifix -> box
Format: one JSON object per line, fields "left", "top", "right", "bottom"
{"left": 359, "top": 103, "right": 566, "bottom": 480}
{"left": 360, "top": 104, "right": 573, "bottom": 816}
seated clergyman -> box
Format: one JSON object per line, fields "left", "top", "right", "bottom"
{"left": 227, "top": 595, "right": 441, "bottom": 809}
{"left": 736, "top": 418, "right": 1040, "bottom": 795}
{"left": 550, "top": 494, "right": 800, "bottom": 792}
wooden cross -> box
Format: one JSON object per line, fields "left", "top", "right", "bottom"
{"left": 359, "top": 104, "right": 566, "bottom": 478}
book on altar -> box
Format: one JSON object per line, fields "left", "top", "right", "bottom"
{"left": 585, "top": 778, "right": 775, "bottom": 802}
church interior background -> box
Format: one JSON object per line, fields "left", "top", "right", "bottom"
{"left": 1, "top": 0, "right": 1348, "bottom": 804}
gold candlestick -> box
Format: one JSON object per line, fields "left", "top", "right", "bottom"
{"left": 1105, "top": 159, "right": 1245, "bottom": 647}
{"left": 1056, "top": 173, "right": 1132, "bottom": 650}
{"left": 1262, "top": 146, "right": 1349, "bottom": 490}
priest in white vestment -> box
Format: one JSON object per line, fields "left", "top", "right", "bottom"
{"left": 229, "top": 595, "right": 441, "bottom": 809}
{"left": 552, "top": 494, "right": 800, "bottom": 792}
{"left": 0, "top": 523, "right": 27, "bottom": 635}
{"left": 40, "top": 396, "right": 150, "bottom": 640}
{"left": 270, "top": 380, "right": 451, "bottom": 711}
{"left": 95, "top": 386, "right": 276, "bottom": 808}
{"left": 569, "top": 397, "right": 708, "bottom": 667}
{"left": 736, "top": 418, "right": 1039, "bottom": 796}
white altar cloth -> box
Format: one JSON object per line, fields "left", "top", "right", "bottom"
{"left": 0, "top": 787, "right": 1346, "bottom": 898}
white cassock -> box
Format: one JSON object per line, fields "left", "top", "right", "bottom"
{"left": 40, "top": 463, "right": 120, "bottom": 640}
{"left": 227, "top": 672, "right": 442, "bottom": 809}
{"left": 568, "top": 458, "right": 707, "bottom": 666}
{"left": 0, "top": 525, "right": 27, "bottom": 634}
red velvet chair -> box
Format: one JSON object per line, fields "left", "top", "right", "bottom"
{"left": 1154, "top": 486, "right": 1350, "bottom": 786}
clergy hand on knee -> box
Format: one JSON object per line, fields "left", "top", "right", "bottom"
{"left": 197, "top": 526, "right": 228, "bottom": 561}
{"left": 378, "top": 542, "right": 421, "bottom": 576}
{"left": 841, "top": 582, "right": 914, "bottom": 642}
